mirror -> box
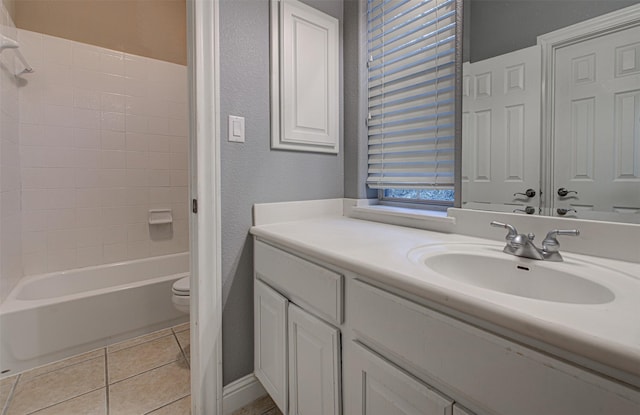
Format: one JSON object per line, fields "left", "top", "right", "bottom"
{"left": 461, "top": 0, "right": 640, "bottom": 224}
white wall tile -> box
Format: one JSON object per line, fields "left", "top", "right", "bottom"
{"left": 170, "top": 152, "right": 188, "bottom": 170}
{"left": 100, "top": 150, "right": 126, "bottom": 169}
{"left": 43, "top": 36, "right": 73, "bottom": 66}
{"left": 73, "top": 44, "right": 102, "bottom": 72}
{"left": 126, "top": 188, "right": 148, "bottom": 206}
{"left": 126, "top": 133, "right": 149, "bottom": 151}
{"left": 101, "top": 51, "right": 125, "bottom": 76}
{"left": 23, "top": 253, "right": 47, "bottom": 276}
{"left": 148, "top": 134, "right": 171, "bottom": 153}
{"left": 102, "top": 225, "right": 127, "bottom": 245}
{"left": 47, "top": 248, "right": 77, "bottom": 272}
{"left": 22, "top": 231, "right": 47, "bottom": 255}
{"left": 149, "top": 152, "right": 171, "bottom": 170}
{"left": 101, "top": 130, "right": 126, "bottom": 150}
{"left": 45, "top": 208, "right": 76, "bottom": 230}
{"left": 47, "top": 229, "right": 77, "bottom": 250}
{"left": 74, "top": 88, "right": 101, "bottom": 110}
{"left": 127, "top": 223, "right": 148, "bottom": 242}
{"left": 17, "top": 30, "right": 189, "bottom": 276}
{"left": 74, "top": 128, "right": 101, "bottom": 149}
{"left": 103, "top": 242, "right": 127, "bottom": 263}
{"left": 126, "top": 114, "right": 149, "bottom": 133}
{"left": 74, "top": 108, "right": 101, "bottom": 129}
{"left": 76, "top": 245, "right": 103, "bottom": 267}
{"left": 101, "top": 112, "right": 125, "bottom": 131}
{"left": 76, "top": 208, "right": 101, "bottom": 228}
{"left": 101, "top": 93, "right": 125, "bottom": 113}
{"left": 75, "top": 149, "right": 100, "bottom": 169}
{"left": 43, "top": 64, "right": 73, "bottom": 89}
{"left": 99, "top": 169, "right": 126, "bottom": 187}
{"left": 148, "top": 116, "right": 169, "bottom": 135}
{"left": 126, "top": 151, "right": 148, "bottom": 169}
{"left": 125, "top": 169, "right": 149, "bottom": 187}
{"left": 148, "top": 170, "right": 170, "bottom": 187}
{"left": 76, "top": 227, "right": 102, "bottom": 248}
{"left": 100, "top": 187, "right": 126, "bottom": 207}
{"left": 76, "top": 188, "right": 102, "bottom": 208}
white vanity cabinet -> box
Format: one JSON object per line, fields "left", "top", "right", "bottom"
{"left": 254, "top": 240, "right": 342, "bottom": 415}
{"left": 253, "top": 237, "right": 640, "bottom": 415}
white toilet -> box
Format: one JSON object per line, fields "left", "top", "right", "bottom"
{"left": 171, "top": 276, "right": 190, "bottom": 314}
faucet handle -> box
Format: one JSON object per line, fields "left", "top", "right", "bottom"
{"left": 542, "top": 229, "right": 580, "bottom": 253}
{"left": 490, "top": 221, "right": 518, "bottom": 241}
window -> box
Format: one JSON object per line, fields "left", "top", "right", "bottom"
{"left": 366, "top": 0, "right": 458, "bottom": 205}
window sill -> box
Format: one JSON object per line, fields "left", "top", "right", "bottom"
{"left": 347, "top": 203, "right": 456, "bottom": 233}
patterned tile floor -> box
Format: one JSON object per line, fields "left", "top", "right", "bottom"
{"left": 0, "top": 323, "right": 191, "bottom": 415}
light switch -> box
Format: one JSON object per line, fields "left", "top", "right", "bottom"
{"left": 228, "top": 115, "right": 245, "bottom": 143}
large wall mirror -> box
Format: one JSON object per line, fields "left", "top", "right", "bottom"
{"left": 461, "top": 0, "right": 640, "bottom": 224}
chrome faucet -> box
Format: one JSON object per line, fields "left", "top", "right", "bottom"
{"left": 490, "top": 221, "right": 579, "bottom": 262}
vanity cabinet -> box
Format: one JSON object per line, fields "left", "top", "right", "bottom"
{"left": 254, "top": 240, "right": 342, "bottom": 415}
{"left": 254, "top": 238, "right": 640, "bottom": 415}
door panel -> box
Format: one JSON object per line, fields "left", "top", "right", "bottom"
{"left": 462, "top": 45, "right": 541, "bottom": 213}
{"left": 344, "top": 341, "right": 453, "bottom": 415}
{"left": 288, "top": 304, "right": 341, "bottom": 415}
{"left": 254, "top": 280, "right": 288, "bottom": 413}
{"left": 553, "top": 24, "right": 640, "bottom": 222}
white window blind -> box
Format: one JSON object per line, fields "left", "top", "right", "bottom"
{"left": 366, "top": 0, "right": 457, "bottom": 191}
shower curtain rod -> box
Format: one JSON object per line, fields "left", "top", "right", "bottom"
{"left": 0, "top": 34, "right": 34, "bottom": 74}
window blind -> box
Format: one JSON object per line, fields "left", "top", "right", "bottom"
{"left": 366, "top": 0, "right": 457, "bottom": 190}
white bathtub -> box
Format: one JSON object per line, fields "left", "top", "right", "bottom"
{"left": 0, "top": 253, "right": 189, "bottom": 377}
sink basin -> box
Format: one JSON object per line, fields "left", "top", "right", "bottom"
{"left": 409, "top": 245, "right": 615, "bottom": 304}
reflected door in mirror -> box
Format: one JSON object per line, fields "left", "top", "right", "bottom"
{"left": 462, "top": 45, "right": 541, "bottom": 213}
{"left": 553, "top": 24, "right": 640, "bottom": 221}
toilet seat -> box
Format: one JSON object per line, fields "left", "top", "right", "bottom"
{"left": 172, "top": 276, "right": 190, "bottom": 314}
{"left": 172, "top": 276, "right": 190, "bottom": 296}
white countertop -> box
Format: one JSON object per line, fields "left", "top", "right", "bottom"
{"left": 251, "top": 216, "right": 640, "bottom": 384}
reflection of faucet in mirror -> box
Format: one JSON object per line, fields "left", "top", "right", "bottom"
{"left": 462, "top": 1, "right": 640, "bottom": 224}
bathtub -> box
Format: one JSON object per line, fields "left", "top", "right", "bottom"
{"left": 0, "top": 253, "right": 189, "bottom": 377}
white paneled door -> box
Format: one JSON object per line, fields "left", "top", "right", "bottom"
{"left": 553, "top": 24, "right": 640, "bottom": 219}
{"left": 462, "top": 45, "right": 541, "bottom": 213}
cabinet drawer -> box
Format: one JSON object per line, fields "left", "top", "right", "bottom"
{"left": 255, "top": 239, "right": 343, "bottom": 325}
{"left": 348, "top": 278, "right": 640, "bottom": 415}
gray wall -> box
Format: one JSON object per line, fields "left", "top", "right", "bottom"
{"left": 220, "top": 0, "right": 345, "bottom": 385}
{"left": 467, "top": 0, "right": 638, "bottom": 62}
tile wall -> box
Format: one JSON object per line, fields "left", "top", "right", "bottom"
{"left": 0, "top": 3, "right": 23, "bottom": 301}
{"left": 17, "top": 29, "right": 189, "bottom": 276}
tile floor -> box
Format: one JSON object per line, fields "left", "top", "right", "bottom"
{"left": 0, "top": 323, "right": 191, "bottom": 415}
{"left": 0, "top": 322, "right": 282, "bottom": 415}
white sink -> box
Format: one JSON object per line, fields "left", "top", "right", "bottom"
{"left": 408, "top": 244, "right": 616, "bottom": 304}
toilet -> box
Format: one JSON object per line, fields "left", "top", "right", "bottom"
{"left": 172, "top": 276, "right": 190, "bottom": 314}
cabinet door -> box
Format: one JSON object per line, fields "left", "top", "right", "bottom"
{"left": 345, "top": 342, "right": 453, "bottom": 415}
{"left": 288, "top": 304, "right": 341, "bottom": 415}
{"left": 254, "top": 280, "right": 288, "bottom": 413}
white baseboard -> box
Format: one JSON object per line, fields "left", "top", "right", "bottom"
{"left": 222, "top": 373, "right": 267, "bottom": 415}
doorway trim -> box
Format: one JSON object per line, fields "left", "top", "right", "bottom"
{"left": 538, "top": 4, "right": 640, "bottom": 216}
{"left": 187, "top": 0, "right": 223, "bottom": 413}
